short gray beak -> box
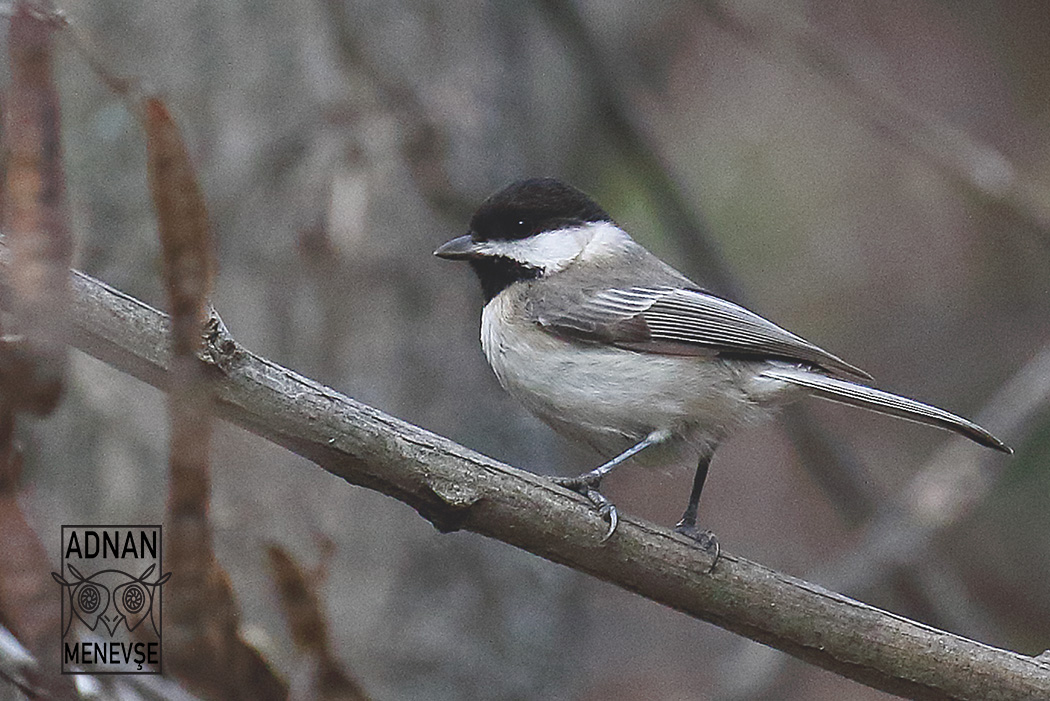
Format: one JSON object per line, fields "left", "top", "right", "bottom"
{"left": 434, "top": 234, "right": 480, "bottom": 260}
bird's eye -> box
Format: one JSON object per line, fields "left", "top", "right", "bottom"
{"left": 506, "top": 216, "right": 532, "bottom": 237}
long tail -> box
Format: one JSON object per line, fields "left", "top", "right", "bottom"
{"left": 760, "top": 367, "right": 1012, "bottom": 454}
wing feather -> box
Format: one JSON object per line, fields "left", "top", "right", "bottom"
{"left": 534, "top": 286, "right": 871, "bottom": 380}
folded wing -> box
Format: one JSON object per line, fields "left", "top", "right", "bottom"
{"left": 533, "top": 286, "right": 871, "bottom": 381}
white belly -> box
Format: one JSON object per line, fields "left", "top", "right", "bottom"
{"left": 481, "top": 294, "right": 790, "bottom": 465}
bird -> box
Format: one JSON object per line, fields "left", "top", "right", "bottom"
{"left": 434, "top": 177, "right": 1011, "bottom": 556}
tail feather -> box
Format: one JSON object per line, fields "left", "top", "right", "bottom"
{"left": 761, "top": 367, "right": 1012, "bottom": 454}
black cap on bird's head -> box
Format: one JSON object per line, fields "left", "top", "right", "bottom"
{"left": 434, "top": 178, "right": 614, "bottom": 300}
{"left": 467, "top": 178, "right": 611, "bottom": 242}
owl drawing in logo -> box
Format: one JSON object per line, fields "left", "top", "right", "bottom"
{"left": 52, "top": 564, "right": 171, "bottom": 637}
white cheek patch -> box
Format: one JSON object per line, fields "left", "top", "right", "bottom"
{"left": 477, "top": 229, "right": 590, "bottom": 273}
{"left": 477, "top": 221, "right": 632, "bottom": 273}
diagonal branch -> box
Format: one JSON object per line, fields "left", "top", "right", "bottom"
{"left": 20, "top": 258, "right": 1050, "bottom": 700}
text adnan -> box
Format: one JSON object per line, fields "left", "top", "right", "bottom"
{"left": 64, "top": 530, "right": 158, "bottom": 560}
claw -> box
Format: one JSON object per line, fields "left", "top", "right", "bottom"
{"left": 675, "top": 521, "right": 720, "bottom": 573}
{"left": 550, "top": 432, "right": 674, "bottom": 541}
{"left": 581, "top": 487, "right": 619, "bottom": 539}
{"left": 553, "top": 477, "right": 620, "bottom": 540}
{"left": 596, "top": 500, "right": 618, "bottom": 541}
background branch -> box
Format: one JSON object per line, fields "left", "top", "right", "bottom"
{"left": 24, "top": 255, "right": 1050, "bottom": 701}
{"left": 699, "top": 0, "right": 1050, "bottom": 244}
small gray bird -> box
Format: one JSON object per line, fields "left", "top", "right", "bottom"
{"left": 435, "top": 178, "right": 1011, "bottom": 553}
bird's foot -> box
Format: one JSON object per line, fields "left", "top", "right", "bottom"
{"left": 674, "top": 520, "right": 720, "bottom": 573}
{"left": 553, "top": 473, "right": 618, "bottom": 541}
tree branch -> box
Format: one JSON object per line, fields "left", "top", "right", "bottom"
{"left": 33, "top": 260, "right": 1050, "bottom": 700}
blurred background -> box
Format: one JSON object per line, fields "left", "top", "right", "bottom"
{"left": 8, "top": 0, "right": 1050, "bottom": 698}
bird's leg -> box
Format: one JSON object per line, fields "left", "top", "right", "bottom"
{"left": 553, "top": 428, "right": 672, "bottom": 540}
{"left": 557, "top": 428, "right": 672, "bottom": 488}
{"left": 675, "top": 453, "right": 719, "bottom": 569}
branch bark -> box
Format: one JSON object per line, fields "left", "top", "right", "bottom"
{"left": 33, "top": 261, "right": 1050, "bottom": 701}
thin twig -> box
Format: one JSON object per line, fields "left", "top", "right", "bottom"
{"left": 16, "top": 1, "right": 147, "bottom": 104}
{"left": 267, "top": 544, "right": 372, "bottom": 701}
